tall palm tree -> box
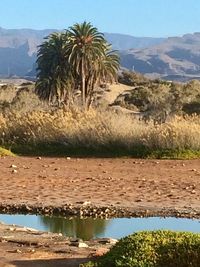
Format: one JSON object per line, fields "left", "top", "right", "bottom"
{"left": 36, "top": 32, "right": 73, "bottom": 106}
{"left": 66, "top": 22, "right": 109, "bottom": 108}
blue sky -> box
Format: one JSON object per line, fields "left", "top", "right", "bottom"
{"left": 0, "top": 0, "right": 199, "bottom": 37}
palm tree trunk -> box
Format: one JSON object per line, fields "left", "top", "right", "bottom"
{"left": 81, "top": 59, "right": 86, "bottom": 108}
{"left": 85, "top": 74, "right": 95, "bottom": 109}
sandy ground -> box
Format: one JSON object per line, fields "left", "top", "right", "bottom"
{"left": 0, "top": 156, "right": 200, "bottom": 266}
{"left": 103, "top": 83, "right": 131, "bottom": 104}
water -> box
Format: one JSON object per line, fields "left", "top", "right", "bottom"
{"left": 0, "top": 214, "right": 199, "bottom": 240}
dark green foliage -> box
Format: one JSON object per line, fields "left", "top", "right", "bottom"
{"left": 36, "top": 32, "right": 72, "bottom": 106}
{"left": 183, "top": 101, "right": 200, "bottom": 114}
{"left": 83, "top": 230, "right": 200, "bottom": 267}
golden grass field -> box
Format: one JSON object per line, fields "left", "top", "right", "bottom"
{"left": 0, "top": 82, "right": 200, "bottom": 157}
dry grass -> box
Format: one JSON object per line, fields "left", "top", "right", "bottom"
{"left": 143, "top": 116, "right": 200, "bottom": 151}
{"left": 0, "top": 108, "right": 200, "bottom": 157}
{"left": 0, "top": 84, "right": 17, "bottom": 103}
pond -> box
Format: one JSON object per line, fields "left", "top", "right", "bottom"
{"left": 0, "top": 214, "right": 199, "bottom": 240}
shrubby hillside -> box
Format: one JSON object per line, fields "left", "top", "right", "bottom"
{"left": 113, "top": 71, "right": 200, "bottom": 122}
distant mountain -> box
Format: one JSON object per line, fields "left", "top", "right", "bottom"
{"left": 120, "top": 32, "right": 200, "bottom": 81}
{"left": 0, "top": 27, "right": 166, "bottom": 78}
{"left": 0, "top": 27, "right": 55, "bottom": 77}
{"left": 1, "top": 27, "right": 200, "bottom": 81}
{"left": 0, "top": 27, "right": 58, "bottom": 54}
{"left": 104, "top": 33, "right": 165, "bottom": 50}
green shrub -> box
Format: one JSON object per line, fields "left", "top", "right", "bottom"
{"left": 83, "top": 230, "right": 200, "bottom": 267}
{"left": 115, "top": 77, "right": 200, "bottom": 122}
{"left": 118, "top": 70, "right": 148, "bottom": 86}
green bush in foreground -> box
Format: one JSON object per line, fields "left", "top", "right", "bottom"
{"left": 82, "top": 230, "right": 200, "bottom": 267}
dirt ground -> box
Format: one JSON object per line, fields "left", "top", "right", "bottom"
{"left": 0, "top": 156, "right": 200, "bottom": 266}
{"left": 0, "top": 221, "right": 112, "bottom": 267}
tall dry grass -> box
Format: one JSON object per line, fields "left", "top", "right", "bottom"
{"left": 0, "top": 109, "right": 200, "bottom": 155}
{"left": 144, "top": 116, "right": 200, "bottom": 151}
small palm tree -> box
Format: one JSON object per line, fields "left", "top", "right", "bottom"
{"left": 36, "top": 32, "right": 73, "bottom": 106}
{"left": 85, "top": 45, "right": 120, "bottom": 108}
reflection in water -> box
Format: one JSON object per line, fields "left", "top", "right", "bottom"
{"left": 40, "top": 216, "right": 110, "bottom": 240}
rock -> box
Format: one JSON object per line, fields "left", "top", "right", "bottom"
{"left": 70, "top": 238, "right": 81, "bottom": 242}
{"left": 77, "top": 242, "right": 89, "bottom": 248}
{"left": 28, "top": 248, "right": 35, "bottom": 253}
{"left": 76, "top": 201, "right": 91, "bottom": 206}
{"left": 184, "top": 186, "right": 189, "bottom": 190}
{"left": 97, "top": 238, "right": 118, "bottom": 245}
{"left": 25, "top": 205, "right": 32, "bottom": 211}
{"left": 135, "top": 199, "right": 142, "bottom": 202}
{"left": 12, "top": 169, "right": 18, "bottom": 174}
{"left": 7, "top": 227, "right": 15, "bottom": 231}
{"left": 66, "top": 157, "right": 71, "bottom": 160}
{"left": 70, "top": 241, "right": 88, "bottom": 248}
{"left": 25, "top": 227, "right": 38, "bottom": 232}
{"left": 167, "top": 194, "right": 173, "bottom": 197}
{"left": 10, "top": 164, "right": 17, "bottom": 168}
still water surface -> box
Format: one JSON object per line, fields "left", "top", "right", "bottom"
{"left": 0, "top": 214, "right": 199, "bottom": 240}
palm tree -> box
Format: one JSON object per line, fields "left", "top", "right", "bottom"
{"left": 65, "top": 21, "right": 107, "bottom": 108}
{"left": 35, "top": 22, "right": 120, "bottom": 108}
{"left": 36, "top": 32, "right": 73, "bottom": 106}
{"left": 84, "top": 45, "right": 120, "bottom": 108}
